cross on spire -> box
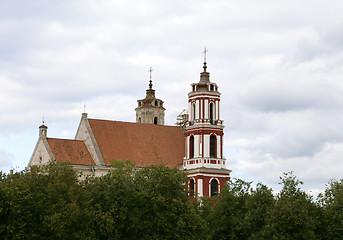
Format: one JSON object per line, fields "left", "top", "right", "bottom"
{"left": 203, "top": 47, "right": 208, "bottom": 62}
{"left": 83, "top": 104, "right": 87, "bottom": 113}
{"left": 149, "top": 66, "right": 153, "bottom": 89}
{"left": 203, "top": 48, "right": 208, "bottom": 72}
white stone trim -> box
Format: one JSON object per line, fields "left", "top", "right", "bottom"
{"left": 197, "top": 178, "right": 203, "bottom": 198}
{"left": 209, "top": 177, "right": 220, "bottom": 196}
{"left": 188, "top": 173, "right": 231, "bottom": 178}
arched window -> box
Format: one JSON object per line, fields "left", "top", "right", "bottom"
{"left": 190, "top": 179, "right": 195, "bottom": 197}
{"left": 190, "top": 179, "right": 195, "bottom": 191}
{"left": 138, "top": 117, "right": 141, "bottom": 123}
{"left": 192, "top": 103, "right": 196, "bottom": 121}
{"left": 190, "top": 136, "right": 194, "bottom": 158}
{"left": 210, "top": 135, "right": 216, "bottom": 158}
{"left": 154, "top": 117, "right": 158, "bottom": 125}
{"left": 209, "top": 102, "right": 214, "bottom": 124}
{"left": 155, "top": 100, "right": 158, "bottom": 106}
{"left": 211, "top": 179, "right": 218, "bottom": 197}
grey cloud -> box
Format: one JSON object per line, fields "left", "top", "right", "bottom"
{"left": 293, "top": 24, "right": 343, "bottom": 63}
{"left": 1, "top": 0, "right": 343, "bottom": 194}
{"left": 239, "top": 69, "right": 343, "bottom": 113}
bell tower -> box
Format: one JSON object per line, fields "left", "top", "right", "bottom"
{"left": 184, "top": 51, "right": 231, "bottom": 198}
{"left": 135, "top": 67, "right": 165, "bottom": 125}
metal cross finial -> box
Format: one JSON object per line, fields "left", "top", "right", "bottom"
{"left": 42, "top": 115, "right": 45, "bottom": 124}
{"left": 149, "top": 66, "right": 153, "bottom": 89}
{"left": 149, "top": 66, "right": 153, "bottom": 81}
{"left": 83, "top": 104, "right": 86, "bottom": 113}
{"left": 203, "top": 47, "right": 208, "bottom": 62}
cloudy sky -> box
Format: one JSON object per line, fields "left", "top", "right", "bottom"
{"left": 1, "top": 0, "right": 343, "bottom": 194}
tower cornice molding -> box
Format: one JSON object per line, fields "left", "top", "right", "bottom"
{"left": 188, "top": 91, "right": 221, "bottom": 97}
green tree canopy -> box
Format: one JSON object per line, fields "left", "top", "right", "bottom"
{"left": 259, "top": 172, "right": 321, "bottom": 240}
{"left": 318, "top": 179, "right": 343, "bottom": 239}
{"left": 203, "top": 179, "right": 274, "bottom": 240}
{"left": 0, "top": 163, "right": 92, "bottom": 240}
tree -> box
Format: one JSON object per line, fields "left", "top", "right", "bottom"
{"left": 203, "top": 179, "right": 274, "bottom": 240}
{"left": 86, "top": 160, "right": 206, "bottom": 239}
{"left": 246, "top": 183, "right": 275, "bottom": 240}
{"left": 260, "top": 172, "right": 320, "bottom": 240}
{"left": 85, "top": 159, "right": 138, "bottom": 239}
{"left": 318, "top": 179, "right": 343, "bottom": 239}
{"left": 0, "top": 163, "right": 93, "bottom": 240}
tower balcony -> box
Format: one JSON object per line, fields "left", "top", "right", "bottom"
{"left": 183, "top": 157, "right": 226, "bottom": 170}
{"left": 187, "top": 119, "right": 223, "bottom": 127}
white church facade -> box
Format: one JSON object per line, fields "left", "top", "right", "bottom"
{"left": 28, "top": 59, "right": 231, "bottom": 198}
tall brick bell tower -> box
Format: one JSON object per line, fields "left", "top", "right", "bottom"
{"left": 184, "top": 52, "right": 231, "bottom": 197}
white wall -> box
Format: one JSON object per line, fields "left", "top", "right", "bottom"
{"left": 29, "top": 139, "right": 52, "bottom": 166}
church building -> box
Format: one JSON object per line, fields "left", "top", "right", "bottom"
{"left": 28, "top": 59, "right": 231, "bottom": 198}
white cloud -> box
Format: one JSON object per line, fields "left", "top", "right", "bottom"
{"left": 0, "top": 0, "right": 343, "bottom": 194}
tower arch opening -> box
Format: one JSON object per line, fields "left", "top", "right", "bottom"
{"left": 189, "top": 135, "right": 194, "bottom": 158}
{"left": 209, "top": 102, "right": 214, "bottom": 124}
{"left": 210, "top": 179, "right": 218, "bottom": 197}
{"left": 189, "top": 178, "right": 195, "bottom": 197}
{"left": 210, "top": 135, "right": 216, "bottom": 158}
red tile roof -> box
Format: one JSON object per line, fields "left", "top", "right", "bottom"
{"left": 88, "top": 119, "right": 185, "bottom": 168}
{"left": 47, "top": 138, "right": 95, "bottom": 166}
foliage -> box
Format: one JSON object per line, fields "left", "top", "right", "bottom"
{"left": 202, "top": 179, "right": 274, "bottom": 240}
{"left": 0, "top": 163, "right": 92, "bottom": 240}
{"left": 86, "top": 160, "right": 206, "bottom": 239}
{"left": 258, "top": 172, "right": 321, "bottom": 240}
{"left": 1, "top": 163, "right": 342, "bottom": 240}
{"left": 318, "top": 179, "right": 343, "bottom": 239}
{"left": 0, "top": 161, "right": 205, "bottom": 239}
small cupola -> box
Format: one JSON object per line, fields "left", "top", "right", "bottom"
{"left": 199, "top": 61, "right": 210, "bottom": 84}
{"left": 195, "top": 48, "right": 212, "bottom": 91}
{"left": 135, "top": 67, "right": 165, "bottom": 125}
{"left": 39, "top": 123, "right": 48, "bottom": 138}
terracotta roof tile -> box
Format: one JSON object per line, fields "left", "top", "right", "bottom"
{"left": 88, "top": 119, "right": 185, "bottom": 168}
{"left": 47, "top": 138, "right": 95, "bottom": 166}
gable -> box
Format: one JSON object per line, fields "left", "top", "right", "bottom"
{"left": 88, "top": 119, "right": 185, "bottom": 168}
{"left": 75, "top": 114, "right": 104, "bottom": 165}
{"left": 28, "top": 138, "right": 54, "bottom": 167}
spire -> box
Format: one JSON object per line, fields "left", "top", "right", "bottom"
{"left": 149, "top": 66, "right": 153, "bottom": 89}
{"left": 144, "top": 66, "right": 156, "bottom": 99}
{"left": 203, "top": 47, "right": 208, "bottom": 72}
{"left": 199, "top": 48, "right": 210, "bottom": 84}
{"left": 136, "top": 66, "right": 165, "bottom": 125}
{"left": 203, "top": 61, "right": 207, "bottom": 72}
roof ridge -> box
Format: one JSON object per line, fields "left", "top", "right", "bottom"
{"left": 88, "top": 118, "right": 182, "bottom": 128}
{"left": 47, "top": 137, "right": 84, "bottom": 142}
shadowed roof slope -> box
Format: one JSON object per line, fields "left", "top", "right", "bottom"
{"left": 47, "top": 138, "right": 95, "bottom": 166}
{"left": 88, "top": 119, "right": 185, "bottom": 168}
